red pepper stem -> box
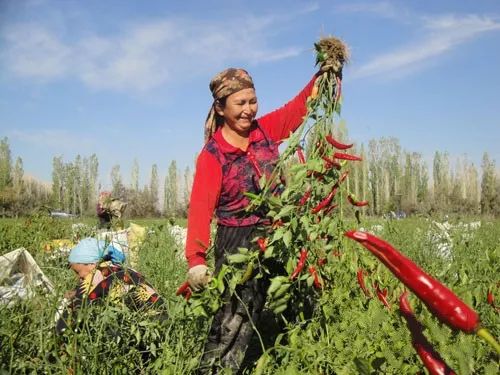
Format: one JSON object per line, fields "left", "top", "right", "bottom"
{"left": 477, "top": 328, "right": 500, "bottom": 354}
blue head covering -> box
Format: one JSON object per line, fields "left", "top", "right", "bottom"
{"left": 68, "top": 237, "right": 125, "bottom": 264}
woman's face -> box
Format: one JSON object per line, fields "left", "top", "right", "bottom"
{"left": 70, "top": 263, "right": 96, "bottom": 280}
{"left": 216, "top": 88, "right": 258, "bottom": 136}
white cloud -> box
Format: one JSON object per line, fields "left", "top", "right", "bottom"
{"left": 1, "top": 13, "right": 303, "bottom": 93}
{"left": 334, "top": 1, "right": 408, "bottom": 20}
{"left": 2, "top": 24, "right": 71, "bottom": 80}
{"left": 351, "top": 14, "right": 500, "bottom": 79}
{"left": 10, "top": 129, "right": 94, "bottom": 150}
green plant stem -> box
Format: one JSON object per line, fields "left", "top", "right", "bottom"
{"left": 233, "top": 290, "right": 266, "bottom": 355}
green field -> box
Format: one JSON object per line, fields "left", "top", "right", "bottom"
{"left": 1, "top": 215, "right": 499, "bottom": 374}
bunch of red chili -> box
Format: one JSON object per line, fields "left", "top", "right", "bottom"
{"left": 345, "top": 230, "right": 500, "bottom": 354}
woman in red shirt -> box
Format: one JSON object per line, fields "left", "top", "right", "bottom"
{"left": 186, "top": 67, "right": 317, "bottom": 373}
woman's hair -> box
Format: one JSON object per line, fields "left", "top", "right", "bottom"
{"left": 214, "top": 97, "right": 227, "bottom": 127}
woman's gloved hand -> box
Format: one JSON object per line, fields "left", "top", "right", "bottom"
{"left": 187, "top": 264, "right": 212, "bottom": 291}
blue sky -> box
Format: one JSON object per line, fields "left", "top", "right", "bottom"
{"left": 1, "top": 0, "right": 499, "bottom": 188}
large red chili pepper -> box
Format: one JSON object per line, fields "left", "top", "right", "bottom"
{"left": 333, "top": 152, "right": 362, "bottom": 161}
{"left": 308, "top": 266, "right": 323, "bottom": 289}
{"left": 357, "top": 269, "right": 371, "bottom": 297}
{"left": 347, "top": 194, "right": 369, "bottom": 207}
{"left": 325, "top": 134, "right": 353, "bottom": 150}
{"left": 399, "top": 291, "right": 456, "bottom": 375}
{"left": 257, "top": 237, "right": 267, "bottom": 253}
{"left": 290, "top": 249, "right": 308, "bottom": 280}
{"left": 176, "top": 281, "right": 192, "bottom": 301}
{"left": 298, "top": 189, "right": 312, "bottom": 206}
{"left": 374, "top": 283, "right": 391, "bottom": 309}
{"left": 345, "top": 230, "right": 478, "bottom": 333}
{"left": 296, "top": 146, "right": 306, "bottom": 164}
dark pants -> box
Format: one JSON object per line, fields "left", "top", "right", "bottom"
{"left": 198, "top": 225, "right": 268, "bottom": 374}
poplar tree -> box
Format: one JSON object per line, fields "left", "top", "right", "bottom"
{"left": 52, "top": 156, "right": 64, "bottom": 208}
{"left": 111, "top": 164, "right": 124, "bottom": 197}
{"left": 164, "top": 160, "right": 178, "bottom": 217}
{"left": 131, "top": 159, "right": 140, "bottom": 192}
{"left": 368, "top": 140, "right": 381, "bottom": 215}
{"left": 12, "top": 157, "right": 24, "bottom": 197}
{"left": 149, "top": 164, "right": 159, "bottom": 212}
{"left": 88, "top": 154, "right": 99, "bottom": 208}
{"left": 480, "top": 152, "right": 496, "bottom": 214}
{"left": 0, "top": 137, "right": 12, "bottom": 190}
{"left": 183, "top": 166, "right": 192, "bottom": 209}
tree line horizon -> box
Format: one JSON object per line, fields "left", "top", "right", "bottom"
{"left": 0, "top": 136, "right": 499, "bottom": 218}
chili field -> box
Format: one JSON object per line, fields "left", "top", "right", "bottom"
{"left": 0, "top": 214, "right": 498, "bottom": 374}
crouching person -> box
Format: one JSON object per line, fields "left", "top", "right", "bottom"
{"left": 55, "top": 237, "right": 165, "bottom": 335}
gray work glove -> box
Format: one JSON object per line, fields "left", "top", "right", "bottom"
{"left": 187, "top": 264, "right": 212, "bottom": 291}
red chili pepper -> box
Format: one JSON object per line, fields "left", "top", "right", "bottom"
{"left": 325, "top": 134, "right": 353, "bottom": 150}
{"left": 321, "top": 156, "right": 334, "bottom": 169}
{"left": 333, "top": 152, "right": 362, "bottom": 161}
{"left": 347, "top": 194, "right": 369, "bottom": 207}
{"left": 487, "top": 290, "right": 495, "bottom": 306}
{"left": 332, "top": 250, "right": 342, "bottom": 257}
{"left": 290, "top": 249, "right": 308, "bottom": 280}
{"left": 338, "top": 170, "right": 349, "bottom": 184}
{"left": 257, "top": 237, "right": 267, "bottom": 253}
{"left": 357, "top": 269, "right": 371, "bottom": 297}
{"left": 271, "top": 219, "right": 284, "bottom": 229}
{"left": 321, "top": 156, "right": 342, "bottom": 170}
{"left": 345, "top": 230, "right": 479, "bottom": 333}
{"left": 323, "top": 203, "right": 338, "bottom": 215}
{"left": 317, "top": 258, "right": 327, "bottom": 267}
{"left": 399, "top": 291, "right": 457, "bottom": 375}
{"left": 308, "top": 266, "right": 323, "bottom": 289}
{"left": 311, "top": 191, "right": 334, "bottom": 214}
{"left": 311, "top": 185, "right": 337, "bottom": 214}
{"left": 306, "top": 170, "right": 325, "bottom": 181}
{"left": 298, "top": 189, "right": 312, "bottom": 206}
{"left": 374, "top": 283, "right": 391, "bottom": 309}
{"left": 296, "top": 146, "right": 306, "bottom": 164}
{"left": 176, "top": 281, "right": 192, "bottom": 300}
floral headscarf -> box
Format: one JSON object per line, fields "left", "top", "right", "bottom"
{"left": 204, "top": 68, "right": 254, "bottom": 142}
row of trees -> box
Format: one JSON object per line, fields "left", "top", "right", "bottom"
{"left": 106, "top": 160, "right": 192, "bottom": 218}
{"left": 0, "top": 138, "right": 51, "bottom": 217}
{"left": 1, "top": 135, "right": 499, "bottom": 218}
{"left": 347, "top": 137, "right": 498, "bottom": 216}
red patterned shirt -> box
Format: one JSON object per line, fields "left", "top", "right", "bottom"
{"left": 185, "top": 76, "right": 316, "bottom": 268}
